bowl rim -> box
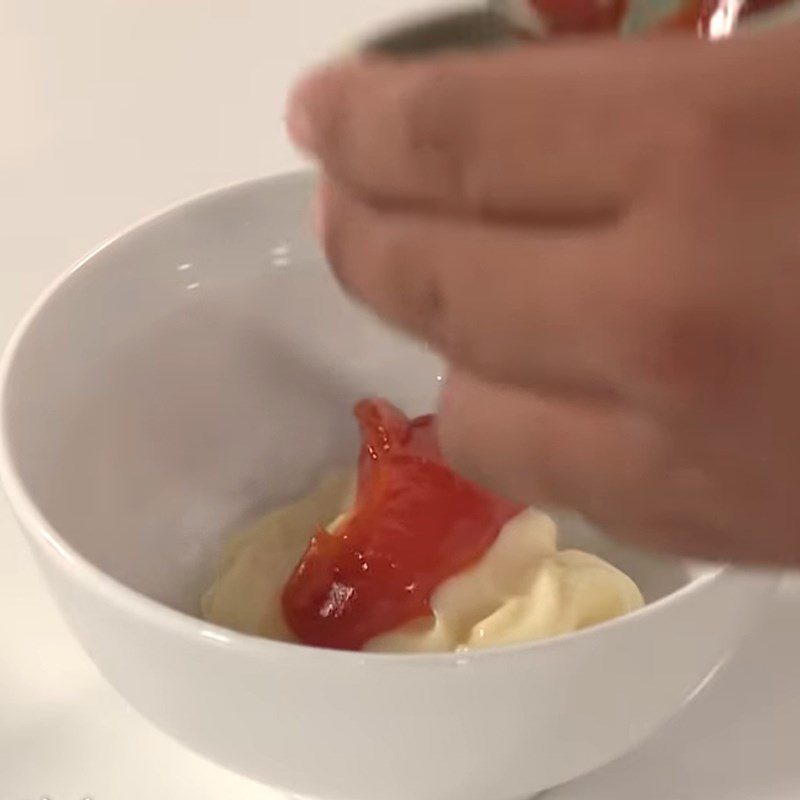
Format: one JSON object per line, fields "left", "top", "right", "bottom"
{"left": 0, "top": 169, "right": 733, "bottom": 667}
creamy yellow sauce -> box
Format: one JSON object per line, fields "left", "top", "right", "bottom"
{"left": 201, "top": 472, "right": 644, "bottom": 652}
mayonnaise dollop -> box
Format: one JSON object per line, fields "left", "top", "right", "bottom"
{"left": 201, "top": 472, "right": 643, "bottom": 652}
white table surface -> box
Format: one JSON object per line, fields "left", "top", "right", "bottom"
{"left": 1, "top": 2, "right": 799, "bottom": 798}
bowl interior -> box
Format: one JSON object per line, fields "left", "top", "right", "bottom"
{"left": 2, "top": 172, "right": 699, "bottom": 623}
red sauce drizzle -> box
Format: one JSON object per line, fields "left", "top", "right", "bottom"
{"left": 281, "top": 399, "right": 523, "bottom": 651}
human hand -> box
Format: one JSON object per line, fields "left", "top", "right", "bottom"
{"left": 287, "top": 28, "right": 800, "bottom": 565}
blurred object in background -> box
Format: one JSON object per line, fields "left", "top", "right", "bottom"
{"left": 491, "top": 0, "right": 791, "bottom": 37}
{"left": 366, "top": 0, "right": 795, "bottom": 57}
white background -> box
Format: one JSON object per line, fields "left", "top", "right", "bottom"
{"left": 0, "top": 2, "right": 798, "bottom": 798}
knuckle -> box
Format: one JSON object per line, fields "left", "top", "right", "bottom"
{"left": 342, "top": 211, "right": 445, "bottom": 342}
{"left": 400, "top": 63, "right": 479, "bottom": 201}
{"left": 383, "top": 222, "right": 445, "bottom": 340}
{"left": 428, "top": 266, "right": 480, "bottom": 369}
{"left": 375, "top": 220, "right": 421, "bottom": 294}
{"left": 634, "top": 294, "right": 754, "bottom": 410}
{"left": 630, "top": 296, "right": 706, "bottom": 400}
{"left": 607, "top": 235, "right": 751, "bottom": 411}
{"left": 422, "top": 234, "right": 493, "bottom": 369}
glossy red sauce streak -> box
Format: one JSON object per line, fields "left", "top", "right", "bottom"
{"left": 281, "top": 399, "right": 523, "bottom": 651}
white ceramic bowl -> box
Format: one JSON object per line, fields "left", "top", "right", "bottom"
{"left": 0, "top": 172, "right": 777, "bottom": 800}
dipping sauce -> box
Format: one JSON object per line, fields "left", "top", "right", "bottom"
{"left": 202, "top": 400, "right": 644, "bottom": 653}
{"left": 281, "top": 399, "right": 523, "bottom": 650}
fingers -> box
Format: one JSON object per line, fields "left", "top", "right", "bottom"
{"left": 319, "top": 178, "right": 762, "bottom": 414}
{"left": 318, "top": 178, "right": 666, "bottom": 400}
{"left": 438, "top": 370, "right": 666, "bottom": 520}
{"left": 288, "top": 43, "right": 684, "bottom": 219}
{"left": 437, "top": 371, "right": 769, "bottom": 563}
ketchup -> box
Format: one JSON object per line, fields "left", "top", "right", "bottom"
{"left": 281, "top": 399, "right": 523, "bottom": 651}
